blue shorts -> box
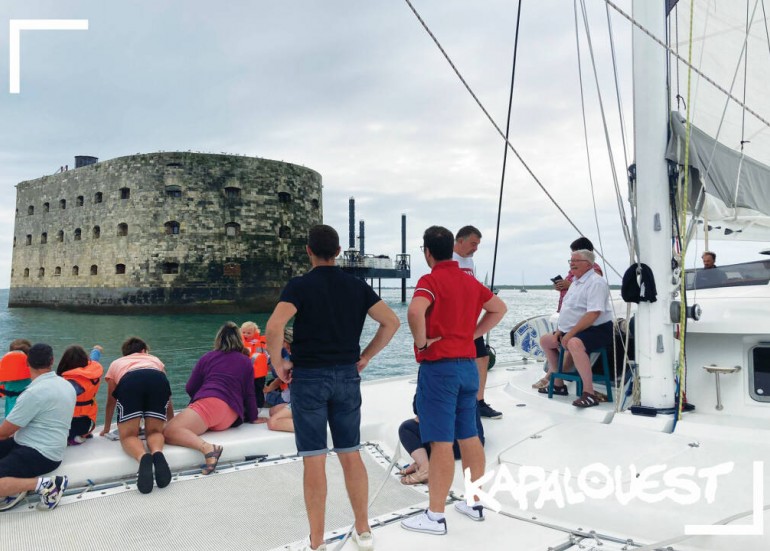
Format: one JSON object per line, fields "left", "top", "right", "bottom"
{"left": 0, "top": 439, "right": 60, "bottom": 478}
{"left": 416, "top": 358, "right": 479, "bottom": 443}
{"left": 574, "top": 321, "right": 614, "bottom": 353}
{"left": 290, "top": 364, "right": 361, "bottom": 457}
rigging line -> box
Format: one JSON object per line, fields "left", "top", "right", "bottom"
{"left": 489, "top": 0, "right": 524, "bottom": 294}
{"left": 763, "top": 0, "right": 770, "bottom": 54}
{"left": 604, "top": 0, "right": 770, "bottom": 129}
{"left": 577, "top": 0, "right": 633, "bottom": 262}
{"left": 402, "top": 0, "right": 621, "bottom": 278}
{"left": 676, "top": 0, "right": 697, "bottom": 424}
{"left": 731, "top": 0, "right": 753, "bottom": 212}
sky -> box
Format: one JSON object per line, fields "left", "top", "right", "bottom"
{"left": 0, "top": 0, "right": 766, "bottom": 290}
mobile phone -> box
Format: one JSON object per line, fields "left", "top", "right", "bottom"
{"left": 550, "top": 275, "right": 563, "bottom": 283}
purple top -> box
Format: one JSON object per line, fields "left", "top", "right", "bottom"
{"left": 186, "top": 350, "right": 258, "bottom": 424}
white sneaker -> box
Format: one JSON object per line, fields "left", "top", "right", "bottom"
{"left": 400, "top": 510, "right": 447, "bottom": 535}
{"left": 351, "top": 530, "right": 374, "bottom": 550}
{"left": 454, "top": 500, "right": 485, "bottom": 521}
{"left": 0, "top": 491, "right": 28, "bottom": 511}
{"left": 294, "top": 537, "right": 326, "bottom": 551}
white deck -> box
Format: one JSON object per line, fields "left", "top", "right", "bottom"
{"left": 5, "top": 359, "right": 770, "bottom": 551}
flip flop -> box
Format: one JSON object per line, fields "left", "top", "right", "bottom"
{"left": 153, "top": 451, "right": 172, "bottom": 488}
{"left": 532, "top": 376, "right": 551, "bottom": 389}
{"left": 201, "top": 444, "right": 223, "bottom": 475}
{"left": 400, "top": 471, "right": 428, "bottom": 485}
{"left": 137, "top": 453, "right": 154, "bottom": 494}
{"left": 397, "top": 463, "right": 417, "bottom": 477}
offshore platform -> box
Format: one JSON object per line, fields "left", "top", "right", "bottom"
{"left": 337, "top": 197, "right": 411, "bottom": 302}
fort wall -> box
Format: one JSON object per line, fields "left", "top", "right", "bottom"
{"left": 10, "top": 152, "right": 323, "bottom": 312}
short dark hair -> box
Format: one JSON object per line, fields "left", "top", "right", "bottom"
{"left": 423, "top": 226, "right": 454, "bottom": 261}
{"left": 56, "top": 345, "right": 89, "bottom": 375}
{"left": 308, "top": 224, "right": 340, "bottom": 260}
{"left": 456, "top": 225, "right": 481, "bottom": 240}
{"left": 27, "top": 343, "right": 54, "bottom": 370}
{"left": 703, "top": 251, "right": 716, "bottom": 261}
{"left": 570, "top": 237, "right": 594, "bottom": 251}
{"left": 122, "top": 337, "right": 148, "bottom": 356}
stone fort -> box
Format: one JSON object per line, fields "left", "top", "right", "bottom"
{"left": 10, "top": 152, "right": 323, "bottom": 312}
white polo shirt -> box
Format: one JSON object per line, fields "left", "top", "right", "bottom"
{"left": 557, "top": 269, "right": 612, "bottom": 332}
{"left": 452, "top": 252, "right": 475, "bottom": 277}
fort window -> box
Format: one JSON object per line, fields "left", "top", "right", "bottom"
{"left": 41, "top": 232, "right": 48, "bottom": 244}
{"left": 225, "top": 222, "right": 241, "bottom": 237}
{"left": 72, "top": 266, "right": 79, "bottom": 276}
{"left": 54, "top": 266, "right": 61, "bottom": 276}
{"left": 44, "top": 202, "right": 50, "bottom": 212}
{"left": 90, "top": 265, "right": 98, "bottom": 276}
{"left": 25, "top": 234, "right": 31, "bottom": 246}
{"left": 76, "top": 195, "right": 84, "bottom": 207}
{"left": 115, "top": 264, "right": 126, "bottom": 275}
{"left": 162, "top": 262, "right": 180, "bottom": 275}
{"left": 23, "top": 268, "right": 29, "bottom": 278}
{"left": 57, "top": 230, "right": 64, "bottom": 242}
{"left": 117, "top": 223, "right": 128, "bottom": 236}
{"left": 224, "top": 187, "right": 241, "bottom": 200}
{"left": 93, "top": 226, "right": 101, "bottom": 239}
{"left": 94, "top": 192, "right": 103, "bottom": 204}
{"left": 38, "top": 268, "right": 45, "bottom": 278}
{"left": 60, "top": 199, "right": 66, "bottom": 209}
{"left": 120, "top": 187, "right": 130, "bottom": 200}
{"left": 311, "top": 199, "right": 320, "bottom": 209}
{"left": 278, "top": 192, "right": 292, "bottom": 204}
{"left": 28, "top": 205, "right": 34, "bottom": 215}
{"left": 74, "top": 228, "right": 82, "bottom": 241}
{"left": 279, "top": 225, "right": 291, "bottom": 239}
{"left": 165, "top": 221, "right": 180, "bottom": 235}
{"left": 165, "top": 185, "right": 182, "bottom": 198}
{"left": 13, "top": 236, "right": 16, "bottom": 248}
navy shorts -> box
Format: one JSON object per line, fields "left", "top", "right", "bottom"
{"left": 0, "top": 439, "right": 60, "bottom": 478}
{"left": 574, "top": 321, "right": 614, "bottom": 353}
{"left": 474, "top": 336, "right": 488, "bottom": 358}
{"left": 416, "top": 358, "right": 479, "bottom": 443}
{"left": 113, "top": 368, "right": 171, "bottom": 423}
{"left": 290, "top": 364, "right": 361, "bottom": 457}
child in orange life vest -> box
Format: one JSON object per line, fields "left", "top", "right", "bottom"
{"left": 56, "top": 345, "right": 104, "bottom": 445}
{"left": 241, "top": 322, "right": 268, "bottom": 409}
{"left": 0, "top": 338, "right": 33, "bottom": 416}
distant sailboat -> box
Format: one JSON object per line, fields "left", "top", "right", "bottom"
{"left": 519, "top": 271, "right": 527, "bottom": 292}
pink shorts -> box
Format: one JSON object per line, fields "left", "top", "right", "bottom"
{"left": 189, "top": 397, "right": 238, "bottom": 431}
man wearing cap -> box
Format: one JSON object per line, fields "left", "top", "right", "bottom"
{"left": 265, "top": 224, "right": 400, "bottom": 551}
{"left": 536, "top": 249, "right": 613, "bottom": 408}
{"left": 0, "top": 343, "right": 76, "bottom": 511}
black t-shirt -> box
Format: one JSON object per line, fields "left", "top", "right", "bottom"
{"left": 279, "top": 266, "right": 381, "bottom": 368}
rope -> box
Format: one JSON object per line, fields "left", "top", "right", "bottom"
{"left": 489, "top": 0, "right": 524, "bottom": 294}
{"left": 402, "top": 0, "right": 622, "bottom": 278}
{"left": 605, "top": 0, "right": 770, "bottom": 129}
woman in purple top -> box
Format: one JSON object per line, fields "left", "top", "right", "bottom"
{"left": 163, "top": 321, "right": 261, "bottom": 475}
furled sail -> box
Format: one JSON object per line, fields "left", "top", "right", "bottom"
{"left": 664, "top": 0, "right": 770, "bottom": 241}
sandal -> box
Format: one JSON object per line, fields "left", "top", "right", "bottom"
{"left": 397, "top": 463, "right": 417, "bottom": 477}
{"left": 538, "top": 385, "right": 568, "bottom": 396}
{"left": 201, "top": 444, "right": 223, "bottom": 475}
{"left": 532, "top": 376, "right": 551, "bottom": 389}
{"left": 572, "top": 392, "right": 600, "bottom": 408}
{"left": 400, "top": 470, "right": 428, "bottom": 485}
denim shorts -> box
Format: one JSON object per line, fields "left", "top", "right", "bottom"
{"left": 290, "top": 364, "right": 362, "bottom": 457}
{"left": 416, "top": 358, "right": 479, "bottom": 443}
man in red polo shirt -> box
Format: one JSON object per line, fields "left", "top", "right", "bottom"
{"left": 401, "top": 226, "right": 507, "bottom": 536}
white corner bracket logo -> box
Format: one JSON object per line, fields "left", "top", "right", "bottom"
{"left": 9, "top": 19, "right": 89, "bottom": 94}
{"left": 685, "top": 461, "right": 764, "bottom": 536}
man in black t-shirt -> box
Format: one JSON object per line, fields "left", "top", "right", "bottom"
{"left": 266, "top": 224, "right": 400, "bottom": 551}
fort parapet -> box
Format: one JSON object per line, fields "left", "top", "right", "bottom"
{"left": 10, "top": 152, "right": 323, "bottom": 312}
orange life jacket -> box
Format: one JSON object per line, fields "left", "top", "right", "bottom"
{"left": 0, "top": 351, "right": 30, "bottom": 382}
{"left": 252, "top": 350, "right": 269, "bottom": 378}
{"left": 62, "top": 361, "right": 103, "bottom": 427}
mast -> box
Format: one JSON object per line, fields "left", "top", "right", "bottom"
{"left": 632, "top": 0, "right": 676, "bottom": 409}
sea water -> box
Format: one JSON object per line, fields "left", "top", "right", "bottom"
{"left": 0, "top": 288, "right": 558, "bottom": 423}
